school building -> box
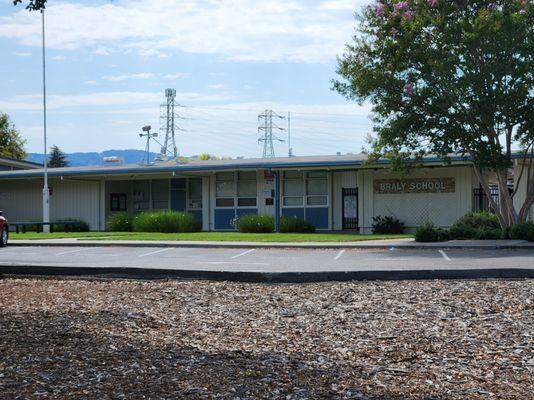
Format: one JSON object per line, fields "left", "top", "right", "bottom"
{"left": 0, "top": 153, "right": 532, "bottom": 232}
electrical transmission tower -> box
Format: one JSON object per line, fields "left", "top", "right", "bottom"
{"left": 159, "top": 88, "right": 184, "bottom": 161}
{"left": 258, "top": 109, "right": 285, "bottom": 158}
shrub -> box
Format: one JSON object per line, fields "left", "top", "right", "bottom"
{"left": 372, "top": 215, "right": 405, "bottom": 234}
{"left": 132, "top": 211, "right": 201, "bottom": 233}
{"left": 280, "top": 216, "right": 315, "bottom": 233}
{"left": 235, "top": 214, "right": 274, "bottom": 233}
{"left": 449, "top": 211, "right": 501, "bottom": 239}
{"left": 415, "top": 221, "right": 449, "bottom": 242}
{"left": 53, "top": 218, "right": 90, "bottom": 232}
{"left": 107, "top": 212, "right": 134, "bottom": 232}
{"left": 509, "top": 221, "right": 534, "bottom": 242}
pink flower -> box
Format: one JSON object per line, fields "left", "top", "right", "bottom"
{"left": 404, "top": 83, "right": 414, "bottom": 96}
{"left": 393, "top": 1, "right": 409, "bottom": 12}
{"left": 404, "top": 10, "right": 414, "bottom": 21}
{"left": 427, "top": 0, "right": 438, "bottom": 7}
{"left": 374, "top": 2, "right": 386, "bottom": 17}
{"left": 390, "top": 27, "right": 399, "bottom": 36}
{"left": 488, "top": 3, "right": 498, "bottom": 11}
{"left": 519, "top": 8, "right": 526, "bottom": 14}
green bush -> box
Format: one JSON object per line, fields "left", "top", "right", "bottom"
{"left": 280, "top": 216, "right": 316, "bottom": 233}
{"left": 107, "top": 212, "right": 134, "bottom": 232}
{"left": 235, "top": 214, "right": 274, "bottom": 233}
{"left": 132, "top": 211, "right": 201, "bottom": 233}
{"left": 449, "top": 211, "right": 502, "bottom": 239}
{"left": 372, "top": 215, "right": 405, "bottom": 234}
{"left": 53, "top": 218, "right": 90, "bottom": 232}
{"left": 509, "top": 221, "right": 534, "bottom": 242}
{"left": 415, "top": 221, "right": 450, "bottom": 242}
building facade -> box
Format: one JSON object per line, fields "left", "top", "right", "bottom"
{"left": 0, "top": 154, "right": 531, "bottom": 232}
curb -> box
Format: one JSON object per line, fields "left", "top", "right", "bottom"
{"left": 1, "top": 265, "right": 533, "bottom": 283}
{"left": 7, "top": 240, "right": 534, "bottom": 250}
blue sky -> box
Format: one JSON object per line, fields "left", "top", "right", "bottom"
{"left": 0, "top": 0, "right": 373, "bottom": 158}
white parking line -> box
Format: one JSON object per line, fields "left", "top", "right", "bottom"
{"left": 55, "top": 248, "right": 93, "bottom": 256}
{"left": 138, "top": 248, "right": 174, "bottom": 258}
{"left": 334, "top": 249, "right": 345, "bottom": 260}
{"left": 438, "top": 250, "right": 451, "bottom": 261}
{"left": 199, "top": 261, "right": 269, "bottom": 266}
{"left": 230, "top": 249, "right": 256, "bottom": 259}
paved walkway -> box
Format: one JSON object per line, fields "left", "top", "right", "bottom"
{"left": 9, "top": 238, "right": 534, "bottom": 249}
{"left": 1, "top": 245, "right": 533, "bottom": 282}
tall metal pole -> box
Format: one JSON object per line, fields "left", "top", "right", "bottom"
{"left": 287, "top": 111, "right": 292, "bottom": 157}
{"left": 41, "top": 9, "right": 50, "bottom": 233}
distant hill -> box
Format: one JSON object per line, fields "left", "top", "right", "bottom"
{"left": 27, "top": 150, "right": 158, "bottom": 167}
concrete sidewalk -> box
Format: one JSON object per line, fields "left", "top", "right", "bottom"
{"left": 8, "top": 237, "right": 534, "bottom": 249}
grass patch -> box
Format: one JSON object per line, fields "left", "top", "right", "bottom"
{"left": 10, "top": 231, "right": 413, "bottom": 242}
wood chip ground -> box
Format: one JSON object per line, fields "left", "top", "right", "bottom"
{"left": 0, "top": 278, "right": 532, "bottom": 399}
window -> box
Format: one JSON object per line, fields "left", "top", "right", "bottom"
{"left": 215, "top": 171, "right": 257, "bottom": 208}
{"left": 152, "top": 179, "right": 169, "bottom": 210}
{"left": 216, "top": 172, "right": 235, "bottom": 207}
{"left": 110, "top": 193, "right": 127, "bottom": 212}
{"left": 283, "top": 171, "right": 304, "bottom": 207}
{"left": 237, "top": 171, "right": 257, "bottom": 207}
{"left": 188, "top": 179, "right": 202, "bottom": 209}
{"left": 306, "top": 172, "right": 327, "bottom": 206}
{"left": 282, "top": 171, "right": 328, "bottom": 207}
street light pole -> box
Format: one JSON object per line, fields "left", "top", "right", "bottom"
{"left": 41, "top": 9, "right": 50, "bottom": 232}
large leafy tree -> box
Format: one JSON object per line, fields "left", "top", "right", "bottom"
{"left": 13, "top": 0, "right": 46, "bottom": 11}
{"left": 48, "top": 145, "right": 69, "bottom": 168}
{"left": 334, "top": 0, "right": 533, "bottom": 227}
{"left": 0, "top": 112, "right": 27, "bottom": 160}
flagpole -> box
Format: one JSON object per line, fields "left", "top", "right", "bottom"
{"left": 41, "top": 9, "right": 50, "bottom": 233}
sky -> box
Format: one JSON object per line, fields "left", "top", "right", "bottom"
{"left": 0, "top": 0, "right": 373, "bottom": 158}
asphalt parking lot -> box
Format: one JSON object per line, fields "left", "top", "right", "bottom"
{"left": 0, "top": 246, "right": 533, "bottom": 273}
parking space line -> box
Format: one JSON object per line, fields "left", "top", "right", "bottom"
{"left": 199, "top": 261, "right": 269, "bottom": 266}
{"left": 55, "top": 248, "right": 93, "bottom": 256}
{"left": 438, "top": 250, "right": 451, "bottom": 261}
{"left": 231, "top": 249, "right": 256, "bottom": 259}
{"left": 138, "top": 248, "right": 174, "bottom": 258}
{"left": 334, "top": 250, "right": 345, "bottom": 260}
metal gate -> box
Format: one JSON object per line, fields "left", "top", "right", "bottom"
{"left": 342, "top": 188, "right": 358, "bottom": 230}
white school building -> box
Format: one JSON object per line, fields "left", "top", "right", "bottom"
{"left": 0, "top": 153, "right": 532, "bottom": 232}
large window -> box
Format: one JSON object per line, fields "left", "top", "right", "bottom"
{"left": 152, "top": 179, "right": 169, "bottom": 210}
{"left": 237, "top": 171, "right": 257, "bottom": 207}
{"left": 215, "top": 171, "right": 257, "bottom": 207}
{"left": 283, "top": 171, "right": 328, "bottom": 207}
{"left": 306, "top": 172, "right": 328, "bottom": 206}
{"left": 110, "top": 193, "right": 127, "bottom": 212}
{"left": 283, "top": 171, "right": 304, "bottom": 206}
{"left": 216, "top": 172, "right": 235, "bottom": 207}
{"left": 188, "top": 179, "right": 202, "bottom": 209}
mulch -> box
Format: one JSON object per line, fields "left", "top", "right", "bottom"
{"left": 0, "top": 278, "right": 532, "bottom": 399}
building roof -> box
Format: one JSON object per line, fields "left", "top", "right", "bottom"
{"left": 0, "top": 156, "right": 42, "bottom": 170}
{"left": 0, "top": 153, "right": 476, "bottom": 180}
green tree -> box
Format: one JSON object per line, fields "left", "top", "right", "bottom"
{"left": 334, "top": 0, "right": 533, "bottom": 228}
{"left": 0, "top": 112, "right": 27, "bottom": 160}
{"left": 13, "top": 0, "right": 46, "bottom": 11}
{"left": 48, "top": 145, "right": 69, "bottom": 168}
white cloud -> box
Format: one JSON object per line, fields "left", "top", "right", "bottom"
{"left": 208, "top": 84, "right": 225, "bottom": 90}
{"left": 0, "top": 90, "right": 238, "bottom": 111}
{"left": 0, "top": 0, "right": 368, "bottom": 63}
{"left": 137, "top": 48, "right": 170, "bottom": 58}
{"left": 163, "top": 72, "right": 189, "bottom": 80}
{"left": 51, "top": 55, "right": 66, "bottom": 61}
{"left": 102, "top": 73, "right": 155, "bottom": 81}
{"left": 14, "top": 51, "right": 32, "bottom": 57}
{"left": 94, "top": 47, "right": 111, "bottom": 56}
{"left": 83, "top": 80, "right": 97, "bottom": 85}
